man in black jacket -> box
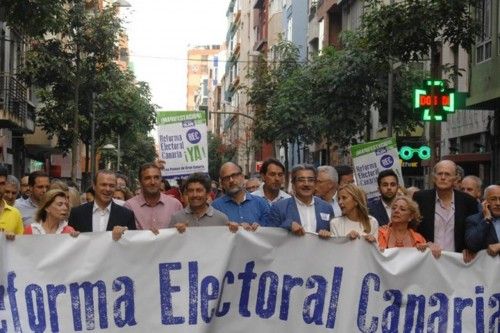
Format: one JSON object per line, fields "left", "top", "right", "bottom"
{"left": 413, "top": 160, "right": 478, "bottom": 259}
{"left": 69, "top": 170, "right": 136, "bottom": 237}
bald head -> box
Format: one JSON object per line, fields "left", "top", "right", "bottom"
{"left": 219, "top": 162, "right": 244, "bottom": 196}
{"left": 433, "top": 160, "right": 457, "bottom": 192}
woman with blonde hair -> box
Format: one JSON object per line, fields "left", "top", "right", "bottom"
{"left": 378, "top": 196, "right": 426, "bottom": 249}
{"left": 24, "top": 189, "right": 78, "bottom": 235}
{"left": 319, "top": 184, "right": 378, "bottom": 242}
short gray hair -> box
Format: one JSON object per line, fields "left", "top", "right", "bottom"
{"left": 6, "top": 175, "right": 19, "bottom": 190}
{"left": 462, "top": 175, "right": 482, "bottom": 190}
{"left": 317, "top": 165, "right": 339, "bottom": 183}
{"left": 484, "top": 184, "right": 500, "bottom": 198}
{"left": 291, "top": 164, "right": 317, "bottom": 182}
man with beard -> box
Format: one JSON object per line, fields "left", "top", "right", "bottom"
{"left": 169, "top": 173, "right": 238, "bottom": 232}
{"left": 125, "top": 163, "right": 182, "bottom": 230}
{"left": 212, "top": 162, "right": 270, "bottom": 230}
{"left": 368, "top": 169, "right": 399, "bottom": 226}
{"left": 268, "top": 164, "right": 333, "bottom": 235}
{"left": 15, "top": 171, "right": 50, "bottom": 225}
{"left": 252, "top": 158, "right": 290, "bottom": 204}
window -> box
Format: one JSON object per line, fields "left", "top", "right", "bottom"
{"left": 476, "top": 0, "right": 492, "bottom": 63}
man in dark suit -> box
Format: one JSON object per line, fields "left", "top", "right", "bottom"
{"left": 465, "top": 185, "right": 500, "bottom": 256}
{"left": 269, "top": 164, "right": 333, "bottom": 235}
{"left": 69, "top": 170, "right": 136, "bottom": 237}
{"left": 413, "top": 160, "right": 478, "bottom": 257}
{"left": 368, "top": 169, "right": 399, "bottom": 226}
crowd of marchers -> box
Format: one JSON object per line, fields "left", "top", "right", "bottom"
{"left": 0, "top": 158, "right": 499, "bottom": 262}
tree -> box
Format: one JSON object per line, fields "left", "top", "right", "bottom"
{"left": 18, "top": 1, "right": 156, "bottom": 182}
{"left": 208, "top": 132, "right": 236, "bottom": 181}
{"left": 247, "top": 38, "right": 319, "bottom": 171}
{"left": 361, "top": 0, "right": 481, "bottom": 172}
{"left": 20, "top": 1, "right": 122, "bottom": 181}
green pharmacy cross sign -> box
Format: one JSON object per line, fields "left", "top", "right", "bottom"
{"left": 413, "top": 80, "right": 455, "bottom": 122}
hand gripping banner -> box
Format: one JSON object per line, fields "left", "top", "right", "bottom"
{"left": 0, "top": 228, "right": 499, "bottom": 332}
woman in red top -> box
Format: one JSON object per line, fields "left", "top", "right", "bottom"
{"left": 24, "top": 189, "right": 79, "bottom": 236}
{"left": 378, "top": 196, "right": 426, "bottom": 250}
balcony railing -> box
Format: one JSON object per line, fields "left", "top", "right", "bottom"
{"left": 0, "top": 73, "right": 36, "bottom": 133}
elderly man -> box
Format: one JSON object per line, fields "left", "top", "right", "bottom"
{"left": 413, "top": 160, "right": 478, "bottom": 257}
{"left": 465, "top": 185, "right": 500, "bottom": 256}
{"left": 125, "top": 163, "right": 182, "bottom": 230}
{"left": 252, "top": 158, "right": 291, "bottom": 204}
{"left": 15, "top": 170, "right": 50, "bottom": 225}
{"left": 460, "top": 175, "right": 482, "bottom": 201}
{"left": 269, "top": 164, "right": 333, "bottom": 235}
{"left": 4, "top": 175, "right": 20, "bottom": 206}
{"left": 245, "top": 177, "right": 261, "bottom": 193}
{"left": 212, "top": 162, "right": 270, "bottom": 230}
{"left": 368, "top": 169, "right": 399, "bottom": 226}
{"left": 314, "top": 165, "right": 341, "bottom": 217}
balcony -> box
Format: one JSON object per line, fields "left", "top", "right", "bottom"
{"left": 0, "top": 74, "right": 35, "bottom": 133}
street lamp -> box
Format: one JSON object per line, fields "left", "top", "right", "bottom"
{"left": 101, "top": 144, "right": 117, "bottom": 170}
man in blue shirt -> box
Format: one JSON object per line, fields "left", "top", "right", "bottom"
{"left": 212, "top": 162, "right": 270, "bottom": 230}
{"left": 465, "top": 184, "right": 500, "bottom": 256}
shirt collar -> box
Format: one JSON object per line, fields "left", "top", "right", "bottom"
{"left": 436, "top": 191, "right": 455, "bottom": 205}
{"left": 184, "top": 205, "right": 214, "bottom": 217}
{"left": 295, "top": 196, "right": 315, "bottom": 207}
{"left": 138, "top": 193, "right": 167, "bottom": 207}
{"left": 222, "top": 192, "right": 251, "bottom": 203}
{"left": 93, "top": 201, "right": 112, "bottom": 213}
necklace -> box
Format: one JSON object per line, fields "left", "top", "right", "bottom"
{"left": 392, "top": 230, "right": 410, "bottom": 247}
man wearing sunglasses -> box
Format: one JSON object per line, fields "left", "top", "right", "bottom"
{"left": 212, "top": 162, "right": 270, "bottom": 231}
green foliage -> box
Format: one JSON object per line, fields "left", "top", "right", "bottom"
{"left": 0, "top": 0, "right": 67, "bottom": 36}
{"left": 19, "top": 1, "right": 156, "bottom": 161}
{"left": 208, "top": 132, "right": 236, "bottom": 181}
{"left": 119, "top": 134, "right": 157, "bottom": 186}
{"left": 362, "top": 0, "right": 481, "bottom": 62}
{"left": 247, "top": 38, "right": 319, "bottom": 148}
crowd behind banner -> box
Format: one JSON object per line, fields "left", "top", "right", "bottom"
{"left": 0, "top": 157, "right": 498, "bottom": 329}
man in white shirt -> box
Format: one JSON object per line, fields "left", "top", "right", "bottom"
{"left": 315, "top": 165, "right": 341, "bottom": 217}
{"left": 69, "top": 170, "right": 136, "bottom": 234}
{"left": 268, "top": 164, "right": 333, "bottom": 235}
{"left": 252, "top": 158, "right": 291, "bottom": 204}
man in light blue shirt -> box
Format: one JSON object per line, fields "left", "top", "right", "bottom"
{"left": 15, "top": 170, "right": 50, "bottom": 225}
{"left": 212, "top": 162, "right": 270, "bottom": 230}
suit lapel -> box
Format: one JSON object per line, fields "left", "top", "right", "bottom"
{"left": 290, "top": 198, "right": 301, "bottom": 224}
{"left": 107, "top": 202, "right": 116, "bottom": 231}
{"left": 84, "top": 203, "right": 94, "bottom": 232}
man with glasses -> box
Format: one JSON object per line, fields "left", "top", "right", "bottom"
{"left": 268, "top": 164, "right": 333, "bottom": 235}
{"left": 413, "top": 160, "right": 478, "bottom": 258}
{"left": 212, "top": 162, "right": 270, "bottom": 230}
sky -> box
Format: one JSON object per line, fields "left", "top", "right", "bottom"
{"left": 124, "top": 0, "right": 229, "bottom": 111}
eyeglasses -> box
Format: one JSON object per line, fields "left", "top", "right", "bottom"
{"left": 221, "top": 172, "right": 242, "bottom": 182}
{"left": 295, "top": 177, "right": 316, "bottom": 184}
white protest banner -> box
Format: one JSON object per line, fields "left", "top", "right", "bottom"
{"left": 157, "top": 111, "right": 208, "bottom": 178}
{"left": 1, "top": 228, "right": 499, "bottom": 332}
{"left": 351, "top": 137, "right": 404, "bottom": 201}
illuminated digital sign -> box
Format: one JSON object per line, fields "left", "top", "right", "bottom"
{"left": 413, "top": 80, "right": 455, "bottom": 122}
